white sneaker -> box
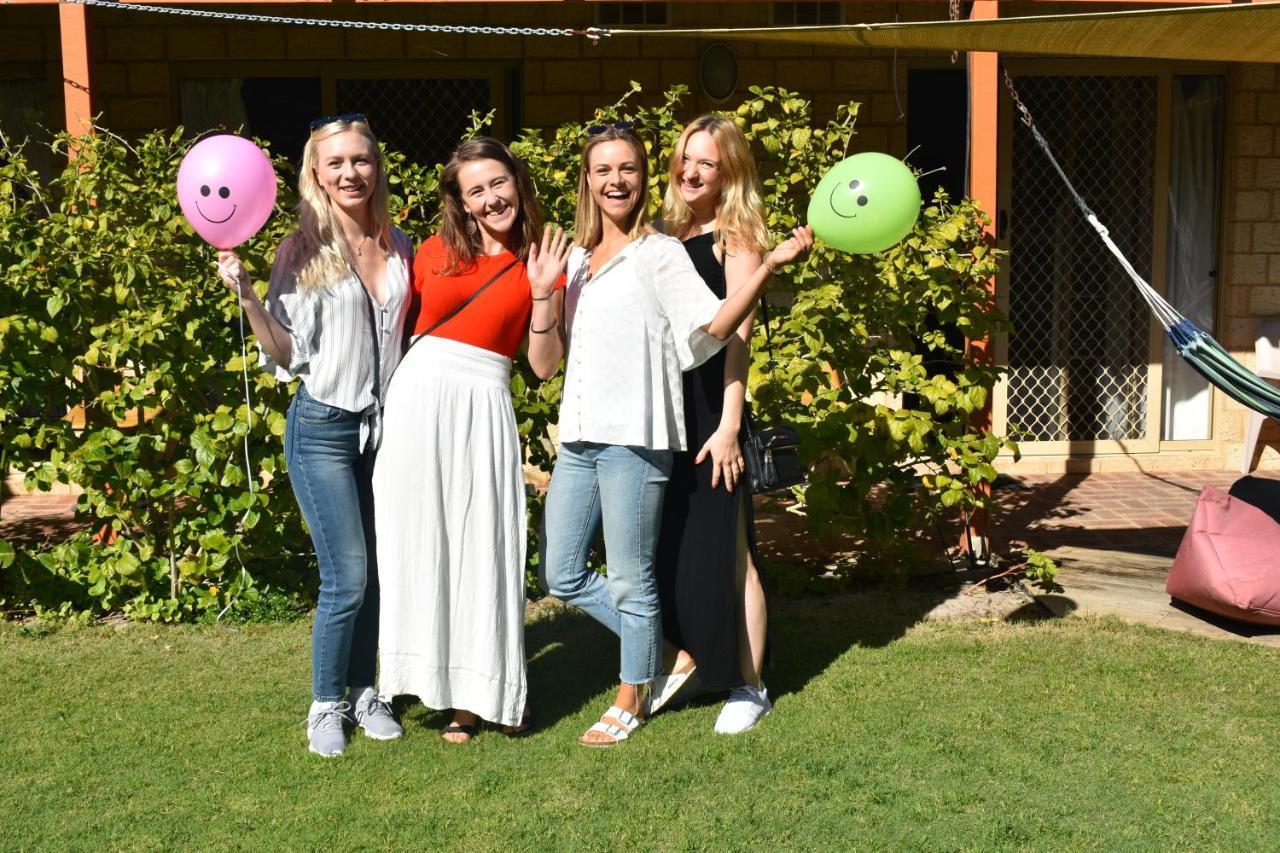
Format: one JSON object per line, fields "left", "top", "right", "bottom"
{"left": 714, "top": 684, "right": 772, "bottom": 734}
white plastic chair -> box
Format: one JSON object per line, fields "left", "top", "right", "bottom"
{"left": 1241, "top": 318, "right": 1280, "bottom": 473}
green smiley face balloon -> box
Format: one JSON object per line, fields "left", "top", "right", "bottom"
{"left": 807, "top": 152, "right": 921, "bottom": 255}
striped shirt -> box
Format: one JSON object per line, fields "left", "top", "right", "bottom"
{"left": 260, "top": 228, "right": 414, "bottom": 429}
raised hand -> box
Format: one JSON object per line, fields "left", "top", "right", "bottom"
{"left": 765, "top": 225, "right": 815, "bottom": 271}
{"left": 527, "top": 224, "right": 571, "bottom": 298}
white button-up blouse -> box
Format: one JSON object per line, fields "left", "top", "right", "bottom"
{"left": 559, "top": 233, "right": 726, "bottom": 451}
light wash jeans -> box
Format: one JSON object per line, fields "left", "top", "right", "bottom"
{"left": 540, "top": 441, "right": 673, "bottom": 685}
{"left": 284, "top": 385, "right": 379, "bottom": 702}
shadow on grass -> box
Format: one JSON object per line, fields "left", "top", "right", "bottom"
{"left": 384, "top": 610, "right": 622, "bottom": 734}
{"left": 523, "top": 608, "right": 622, "bottom": 728}
{"left": 1006, "top": 595, "right": 1076, "bottom": 623}
{"left": 765, "top": 582, "right": 970, "bottom": 700}
{"left": 518, "top": 572, "right": 1061, "bottom": 728}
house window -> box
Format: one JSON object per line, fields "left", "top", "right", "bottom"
{"left": 336, "top": 78, "right": 491, "bottom": 169}
{"left": 0, "top": 72, "right": 54, "bottom": 178}
{"left": 596, "top": 3, "right": 669, "bottom": 27}
{"left": 178, "top": 74, "right": 495, "bottom": 170}
{"left": 1006, "top": 75, "right": 1158, "bottom": 443}
{"left": 771, "top": 2, "right": 844, "bottom": 26}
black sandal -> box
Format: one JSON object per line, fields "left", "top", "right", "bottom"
{"left": 500, "top": 708, "right": 534, "bottom": 738}
{"left": 440, "top": 723, "right": 478, "bottom": 743}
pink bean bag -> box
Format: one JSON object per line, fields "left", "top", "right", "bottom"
{"left": 1167, "top": 485, "right": 1280, "bottom": 625}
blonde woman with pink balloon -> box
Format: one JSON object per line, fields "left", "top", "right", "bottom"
{"left": 216, "top": 114, "right": 413, "bottom": 757}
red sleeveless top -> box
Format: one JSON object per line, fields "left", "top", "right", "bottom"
{"left": 410, "top": 235, "right": 563, "bottom": 359}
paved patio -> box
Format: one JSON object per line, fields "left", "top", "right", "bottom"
{"left": 4, "top": 470, "right": 1279, "bottom": 646}
{"left": 0, "top": 488, "right": 81, "bottom": 548}
{"left": 993, "top": 470, "right": 1280, "bottom": 647}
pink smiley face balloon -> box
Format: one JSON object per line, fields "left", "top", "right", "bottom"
{"left": 177, "top": 135, "right": 277, "bottom": 250}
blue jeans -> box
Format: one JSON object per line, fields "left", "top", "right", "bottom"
{"left": 540, "top": 441, "right": 673, "bottom": 685}
{"left": 285, "top": 385, "right": 379, "bottom": 702}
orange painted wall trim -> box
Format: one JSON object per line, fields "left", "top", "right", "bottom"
{"left": 59, "top": 2, "right": 94, "bottom": 134}
{"left": 966, "top": 0, "right": 1000, "bottom": 558}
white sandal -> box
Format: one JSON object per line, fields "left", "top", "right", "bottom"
{"left": 579, "top": 705, "right": 643, "bottom": 747}
{"left": 644, "top": 662, "right": 699, "bottom": 716}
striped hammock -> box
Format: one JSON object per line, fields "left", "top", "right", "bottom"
{"left": 1005, "top": 70, "right": 1280, "bottom": 422}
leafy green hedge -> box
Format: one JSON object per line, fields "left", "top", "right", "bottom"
{"left": 0, "top": 85, "right": 1011, "bottom": 621}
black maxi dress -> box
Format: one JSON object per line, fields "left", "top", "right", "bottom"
{"left": 655, "top": 232, "right": 763, "bottom": 691}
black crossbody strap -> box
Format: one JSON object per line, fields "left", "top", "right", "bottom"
{"left": 383, "top": 256, "right": 520, "bottom": 392}
{"left": 758, "top": 295, "right": 776, "bottom": 372}
{"left": 421, "top": 257, "right": 519, "bottom": 338}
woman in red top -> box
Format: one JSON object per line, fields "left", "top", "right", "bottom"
{"left": 373, "top": 137, "right": 569, "bottom": 743}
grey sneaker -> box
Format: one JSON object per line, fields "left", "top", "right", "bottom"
{"left": 351, "top": 687, "right": 403, "bottom": 741}
{"left": 307, "top": 700, "right": 352, "bottom": 757}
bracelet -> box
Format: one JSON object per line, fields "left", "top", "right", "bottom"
{"left": 530, "top": 320, "right": 557, "bottom": 334}
{"left": 531, "top": 292, "right": 554, "bottom": 302}
{"left": 762, "top": 258, "right": 777, "bottom": 275}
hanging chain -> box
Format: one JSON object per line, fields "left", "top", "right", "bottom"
{"left": 1002, "top": 67, "right": 1034, "bottom": 129}
{"left": 59, "top": 0, "right": 609, "bottom": 39}
{"left": 949, "top": 0, "right": 961, "bottom": 64}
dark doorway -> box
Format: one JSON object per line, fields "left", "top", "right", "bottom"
{"left": 906, "top": 68, "right": 967, "bottom": 204}
{"left": 240, "top": 78, "right": 322, "bottom": 172}
{"left": 905, "top": 67, "right": 969, "bottom": 405}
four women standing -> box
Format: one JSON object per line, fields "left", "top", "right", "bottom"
{"left": 227, "top": 112, "right": 811, "bottom": 754}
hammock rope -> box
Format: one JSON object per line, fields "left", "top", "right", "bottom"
{"left": 1001, "top": 69, "right": 1280, "bottom": 421}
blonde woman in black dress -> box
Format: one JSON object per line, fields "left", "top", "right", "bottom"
{"left": 651, "top": 116, "right": 811, "bottom": 733}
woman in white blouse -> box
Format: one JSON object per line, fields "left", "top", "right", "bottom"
{"left": 540, "top": 123, "right": 812, "bottom": 747}
{"left": 217, "top": 115, "right": 413, "bottom": 758}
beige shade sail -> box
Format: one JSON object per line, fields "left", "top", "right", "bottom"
{"left": 605, "top": 2, "right": 1280, "bottom": 64}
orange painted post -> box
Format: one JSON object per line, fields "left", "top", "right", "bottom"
{"left": 59, "top": 1, "right": 95, "bottom": 135}
{"left": 964, "top": 0, "right": 1000, "bottom": 562}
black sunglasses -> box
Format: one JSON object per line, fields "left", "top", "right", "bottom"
{"left": 586, "top": 120, "right": 637, "bottom": 137}
{"left": 309, "top": 112, "right": 369, "bottom": 131}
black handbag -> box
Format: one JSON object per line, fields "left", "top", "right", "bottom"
{"left": 742, "top": 416, "right": 805, "bottom": 494}
{"left": 741, "top": 295, "right": 806, "bottom": 494}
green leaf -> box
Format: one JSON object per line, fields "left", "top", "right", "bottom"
{"left": 114, "top": 553, "right": 141, "bottom": 577}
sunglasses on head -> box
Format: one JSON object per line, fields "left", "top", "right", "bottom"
{"left": 586, "top": 120, "right": 637, "bottom": 137}
{"left": 309, "top": 113, "right": 369, "bottom": 131}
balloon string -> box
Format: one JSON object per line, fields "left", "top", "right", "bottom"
{"left": 218, "top": 278, "right": 256, "bottom": 621}
{"left": 236, "top": 279, "right": 256, "bottom": 496}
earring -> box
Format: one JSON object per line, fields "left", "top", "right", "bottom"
{"left": 466, "top": 213, "right": 479, "bottom": 235}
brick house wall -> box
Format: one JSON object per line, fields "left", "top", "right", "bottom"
{"left": 1218, "top": 62, "right": 1280, "bottom": 472}
{"left": 6, "top": 2, "right": 1280, "bottom": 475}
{"left": 12, "top": 2, "right": 914, "bottom": 158}
{"left": 0, "top": 5, "right": 63, "bottom": 134}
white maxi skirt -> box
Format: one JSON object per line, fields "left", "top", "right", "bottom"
{"left": 373, "top": 335, "right": 527, "bottom": 726}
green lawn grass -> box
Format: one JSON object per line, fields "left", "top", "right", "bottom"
{"left": 4, "top": 595, "right": 1279, "bottom": 850}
